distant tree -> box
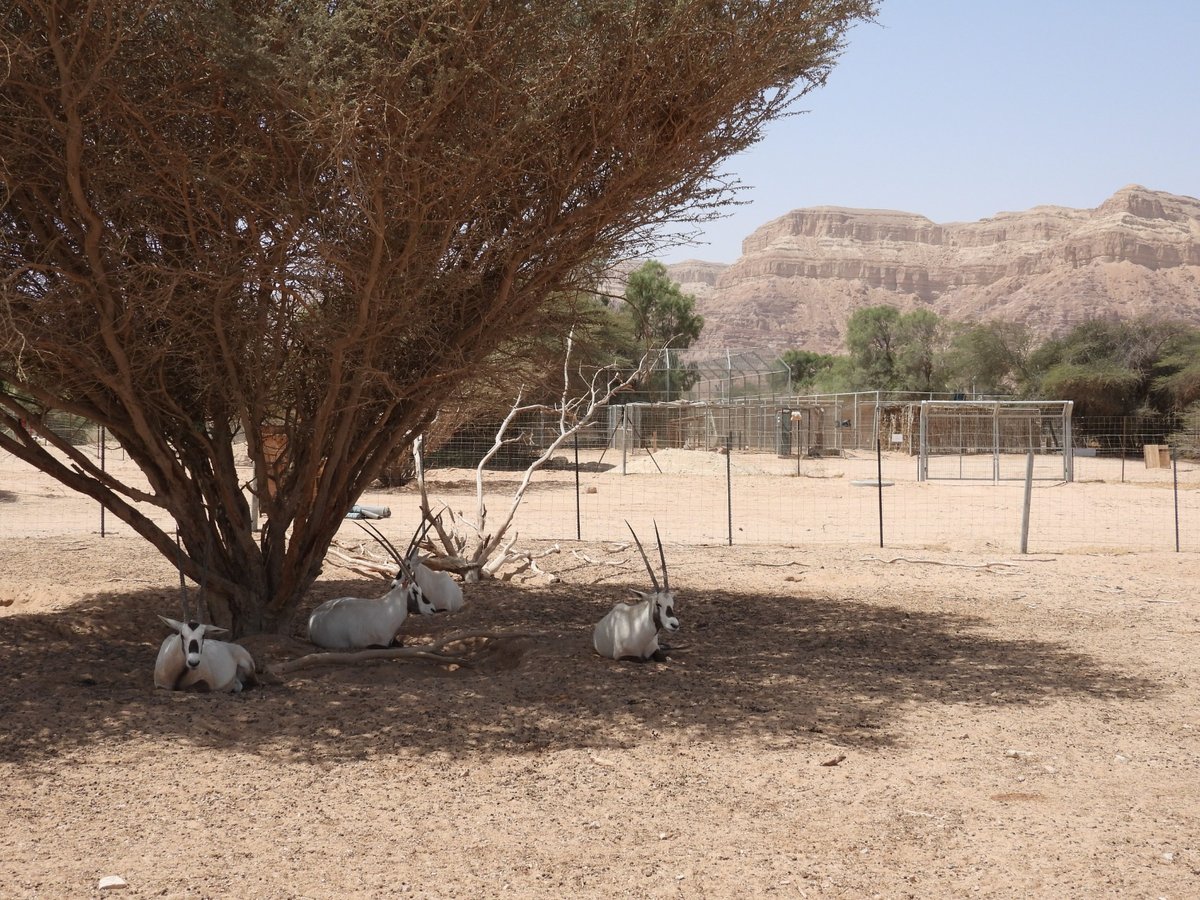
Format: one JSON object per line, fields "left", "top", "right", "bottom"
{"left": 845, "top": 305, "right": 902, "bottom": 389}
{"left": 615, "top": 261, "right": 704, "bottom": 399}
{"left": 843, "top": 305, "right": 947, "bottom": 392}
{"left": 1026, "top": 318, "right": 1178, "bottom": 416}
{"left": 1036, "top": 362, "right": 1143, "bottom": 417}
{"left": 813, "top": 355, "right": 857, "bottom": 393}
{"left": 1152, "top": 327, "right": 1200, "bottom": 410}
{"left": 941, "top": 321, "right": 1033, "bottom": 396}
{"left": 780, "top": 349, "right": 838, "bottom": 392}
{"left": 622, "top": 262, "right": 705, "bottom": 352}
{"left": 895, "top": 308, "right": 944, "bottom": 393}
{"left": 0, "top": 0, "right": 878, "bottom": 634}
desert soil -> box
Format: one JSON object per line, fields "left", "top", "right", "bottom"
{"left": 2, "top": 514, "right": 1200, "bottom": 899}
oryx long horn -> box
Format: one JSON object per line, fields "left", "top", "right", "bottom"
{"left": 653, "top": 520, "right": 669, "bottom": 592}
{"left": 625, "top": 520, "right": 661, "bottom": 593}
{"left": 404, "top": 515, "right": 435, "bottom": 562}
{"left": 354, "top": 520, "right": 404, "bottom": 568}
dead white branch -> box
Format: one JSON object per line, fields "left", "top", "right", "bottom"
{"left": 325, "top": 545, "right": 397, "bottom": 579}
{"left": 494, "top": 544, "right": 562, "bottom": 582}
{"left": 416, "top": 331, "right": 659, "bottom": 581}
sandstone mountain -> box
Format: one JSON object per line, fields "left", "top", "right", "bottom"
{"left": 666, "top": 185, "right": 1200, "bottom": 355}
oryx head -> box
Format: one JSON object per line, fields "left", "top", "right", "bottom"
{"left": 626, "top": 520, "right": 679, "bottom": 634}
{"left": 402, "top": 572, "right": 436, "bottom": 616}
{"left": 159, "top": 616, "right": 227, "bottom": 668}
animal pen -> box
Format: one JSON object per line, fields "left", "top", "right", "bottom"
{"left": 597, "top": 391, "right": 984, "bottom": 460}
{"left": 917, "top": 400, "right": 1075, "bottom": 482}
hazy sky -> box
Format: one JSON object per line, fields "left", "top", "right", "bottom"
{"left": 658, "top": 0, "right": 1200, "bottom": 264}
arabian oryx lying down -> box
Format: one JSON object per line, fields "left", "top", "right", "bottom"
{"left": 397, "top": 512, "right": 463, "bottom": 612}
{"left": 307, "top": 521, "right": 436, "bottom": 649}
{"left": 593, "top": 521, "right": 679, "bottom": 662}
{"left": 411, "top": 554, "right": 464, "bottom": 613}
{"left": 154, "top": 617, "right": 258, "bottom": 693}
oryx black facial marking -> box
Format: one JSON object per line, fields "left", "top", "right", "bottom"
{"left": 405, "top": 584, "right": 427, "bottom": 615}
{"left": 177, "top": 621, "right": 205, "bottom": 667}
{"left": 155, "top": 617, "right": 258, "bottom": 693}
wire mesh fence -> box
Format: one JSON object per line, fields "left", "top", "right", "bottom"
{"left": 2, "top": 406, "right": 1198, "bottom": 555}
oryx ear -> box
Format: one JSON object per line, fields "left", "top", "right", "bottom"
{"left": 200, "top": 624, "right": 228, "bottom": 637}
{"left": 630, "top": 590, "right": 648, "bottom": 600}
{"left": 159, "top": 616, "right": 184, "bottom": 632}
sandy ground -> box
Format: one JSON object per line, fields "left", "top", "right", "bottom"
{"left": 2, "top": 516, "right": 1200, "bottom": 897}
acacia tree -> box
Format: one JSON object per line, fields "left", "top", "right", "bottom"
{"left": 1154, "top": 328, "right": 1200, "bottom": 410}
{"left": 0, "top": 0, "right": 876, "bottom": 635}
{"left": 942, "top": 320, "right": 1032, "bottom": 396}
{"left": 844, "top": 305, "right": 902, "bottom": 389}
{"left": 1027, "top": 318, "right": 1180, "bottom": 416}
{"left": 894, "top": 308, "right": 944, "bottom": 393}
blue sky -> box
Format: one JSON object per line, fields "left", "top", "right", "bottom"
{"left": 659, "top": 0, "right": 1200, "bottom": 263}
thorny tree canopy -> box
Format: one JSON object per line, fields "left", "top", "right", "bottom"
{"left": 0, "top": 0, "right": 877, "bottom": 633}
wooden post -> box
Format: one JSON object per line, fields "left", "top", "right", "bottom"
{"left": 1020, "top": 450, "right": 1034, "bottom": 554}
{"left": 1173, "top": 449, "right": 1181, "bottom": 553}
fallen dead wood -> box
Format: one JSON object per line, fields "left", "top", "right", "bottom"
{"left": 426, "top": 629, "right": 538, "bottom": 653}
{"left": 269, "top": 646, "right": 471, "bottom": 676}
{"left": 490, "top": 543, "right": 562, "bottom": 582}
{"left": 325, "top": 545, "right": 396, "bottom": 579}
{"left": 858, "top": 555, "right": 1041, "bottom": 571}
{"left": 267, "top": 629, "right": 539, "bottom": 678}
{"left": 748, "top": 560, "right": 810, "bottom": 568}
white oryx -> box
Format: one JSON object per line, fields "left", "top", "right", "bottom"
{"left": 154, "top": 617, "right": 258, "bottom": 693}
{"left": 593, "top": 521, "right": 679, "bottom": 662}
{"left": 410, "top": 552, "right": 464, "bottom": 613}
{"left": 402, "top": 510, "right": 463, "bottom": 613}
{"left": 307, "top": 520, "right": 436, "bottom": 649}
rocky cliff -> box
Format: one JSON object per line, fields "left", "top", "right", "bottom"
{"left": 668, "top": 185, "right": 1200, "bottom": 354}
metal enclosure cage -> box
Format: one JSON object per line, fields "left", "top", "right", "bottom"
{"left": 918, "top": 400, "right": 1075, "bottom": 482}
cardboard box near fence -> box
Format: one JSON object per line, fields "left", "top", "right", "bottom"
{"left": 1143, "top": 444, "right": 1171, "bottom": 469}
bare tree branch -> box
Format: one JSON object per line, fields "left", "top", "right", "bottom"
{"left": 421, "top": 333, "right": 658, "bottom": 580}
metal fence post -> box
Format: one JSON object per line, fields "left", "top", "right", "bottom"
{"left": 726, "top": 431, "right": 733, "bottom": 546}
{"left": 99, "top": 425, "right": 107, "bottom": 537}
{"left": 574, "top": 430, "right": 581, "bottom": 541}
